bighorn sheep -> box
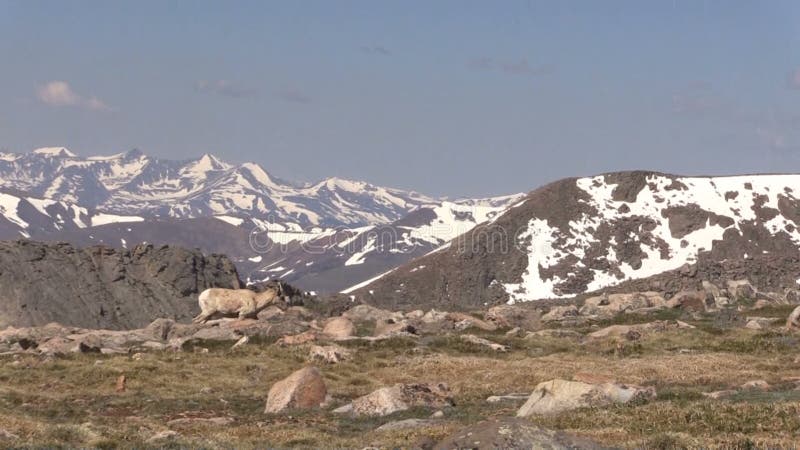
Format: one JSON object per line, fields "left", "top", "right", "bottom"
{"left": 192, "top": 282, "right": 284, "bottom": 323}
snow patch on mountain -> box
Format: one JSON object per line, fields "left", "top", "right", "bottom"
{"left": 505, "top": 174, "right": 800, "bottom": 303}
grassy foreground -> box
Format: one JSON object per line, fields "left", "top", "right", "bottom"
{"left": 2, "top": 312, "right": 800, "bottom": 449}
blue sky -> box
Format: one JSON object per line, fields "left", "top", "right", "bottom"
{"left": 2, "top": 1, "right": 800, "bottom": 197}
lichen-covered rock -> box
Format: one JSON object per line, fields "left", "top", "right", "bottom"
{"left": 265, "top": 367, "right": 327, "bottom": 413}
{"left": 517, "top": 379, "right": 655, "bottom": 416}
{"left": 335, "top": 383, "right": 454, "bottom": 417}
{"left": 321, "top": 317, "right": 356, "bottom": 339}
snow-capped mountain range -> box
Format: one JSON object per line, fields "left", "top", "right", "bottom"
{"left": 0, "top": 147, "right": 435, "bottom": 227}
{"left": 0, "top": 147, "right": 524, "bottom": 293}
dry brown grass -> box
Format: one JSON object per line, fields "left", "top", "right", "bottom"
{"left": 1, "top": 323, "right": 800, "bottom": 448}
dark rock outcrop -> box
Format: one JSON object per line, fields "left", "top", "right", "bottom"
{"left": 0, "top": 240, "right": 241, "bottom": 329}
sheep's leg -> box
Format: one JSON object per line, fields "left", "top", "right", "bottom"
{"left": 193, "top": 311, "right": 213, "bottom": 324}
{"left": 238, "top": 308, "right": 255, "bottom": 320}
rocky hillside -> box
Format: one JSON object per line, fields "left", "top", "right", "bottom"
{"left": 357, "top": 171, "right": 800, "bottom": 309}
{"left": 0, "top": 240, "right": 241, "bottom": 329}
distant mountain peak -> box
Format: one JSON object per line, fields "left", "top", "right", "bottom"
{"left": 32, "top": 147, "right": 76, "bottom": 158}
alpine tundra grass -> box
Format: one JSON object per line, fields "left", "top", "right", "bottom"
{"left": 2, "top": 317, "right": 800, "bottom": 449}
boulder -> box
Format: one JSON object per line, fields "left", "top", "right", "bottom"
{"left": 434, "top": 418, "right": 609, "bottom": 450}
{"left": 321, "top": 317, "right": 356, "bottom": 340}
{"left": 335, "top": 383, "right": 454, "bottom": 417}
{"left": 265, "top": 366, "right": 327, "bottom": 413}
{"left": 541, "top": 305, "right": 579, "bottom": 322}
{"left": 727, "top": 279, "right": 757, "bottom": 301}
{"left": 667, "top": 290, "right": 709, "bottom": 312}
{"left": 516, "top": 379, "right": 656, "bottom": 416}
{"left": 257, "top": 306, "right": 285, "bottom": 321}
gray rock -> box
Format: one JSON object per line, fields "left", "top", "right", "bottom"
{"left": 434, "top": 417, "right": 609, "bottom": 450}
{"left": 517, "top": 379, "right": 656, "bottom": 417}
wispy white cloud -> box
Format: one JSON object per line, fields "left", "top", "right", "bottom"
{"left": 195, "top": 80, "right": 257, "bottom": 98}
{"left": 36, "top": 81, "right": 110, "bottom": 111}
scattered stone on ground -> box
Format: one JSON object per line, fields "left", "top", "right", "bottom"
{"left": 265, "top": 366, "right": 327, "bottom": 413}
{"left": 434, "top": 417, "right": 609, "bottom": 450}
{"left": 516, "top": 379, "right": 656, "bottom": 416}
{"left": 334, "top": 383, "right": 454, "bottom": 417}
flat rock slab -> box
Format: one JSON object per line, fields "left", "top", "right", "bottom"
{"left": 434, "top": 417, "right": 609, "bottom": 450}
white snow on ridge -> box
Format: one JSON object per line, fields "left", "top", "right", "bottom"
{"left": 0, "top": 193, "right": 28, "bottom": 230}
{"left": 215, "top": 215, "right": 245, "bottom": 227}
{"left": 341, "top": 268, "right": 397, "bottom": 294}
{"left": 505, "top": 174, "right": 800, "bottom": 303}
{"left": 32, "top": 147, "right": 76, "bottom": 158}
{"left": 91, "top": 213, "right": 145, "bottom": 227}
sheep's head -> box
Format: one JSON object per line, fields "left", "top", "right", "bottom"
{"left": 255, "top": 286, "right": 281, "bottom": 309}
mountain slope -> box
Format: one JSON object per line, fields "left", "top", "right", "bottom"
{"left": 32, "top": 195, "right": 523, "bottom": 294}
{"left": 0, "top": 148, "right": 434, "bottom": 227}
{"left": 356, "top": 171, "right": 800, "bottom": 309}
